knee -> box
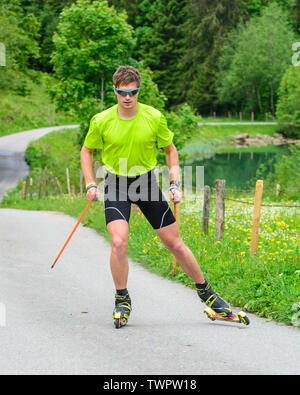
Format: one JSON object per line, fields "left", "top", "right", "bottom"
{"left": 168, "top": 238, "right": 186, "bottom": 256}
{"left": 111, "top": 236, "right": 127, "bottom": 256}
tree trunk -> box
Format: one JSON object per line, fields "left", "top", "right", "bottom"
{"left": 101, "top": 76, "right": 105, "bottom": 107}
{"left": 256, "top": 86, "right": 263, "bottom": 113}
{"left": 270, "top": 83, "right": 275, "bottom": 117}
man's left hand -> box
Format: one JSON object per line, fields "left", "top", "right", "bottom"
{"left": 169, "top": 185, "right": 182, "bottom": 203}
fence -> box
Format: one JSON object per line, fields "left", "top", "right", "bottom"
{"left": 21, "top": 168, "right": 299, "bottom": 257}
{"left": 201, "top": 179, "right": 299, "bottom": 257}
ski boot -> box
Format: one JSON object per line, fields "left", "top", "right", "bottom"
{"left": 196, "top": 281, "right": 250, "bottom": 326}
{"left": 112, "top": 291, "right": 132, "bottom": 329}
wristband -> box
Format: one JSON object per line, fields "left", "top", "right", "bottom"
{"left": 168, "top": 185, "right": 180, "bottom": 194}
{"left": 170, "top": 180, "right": 180, "bottom": 187}
{"left": 86, "top": 182, "right": 96, "bottom": 188}
{"left": 86, "top": 183, "right": 97, "bottom": 193}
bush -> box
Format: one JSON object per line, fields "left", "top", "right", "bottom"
{"left": 249, "top": 145, "right": 300, "bottom": 200}
{"left": 276, "top": 65, "right": 300, "bottom": 139}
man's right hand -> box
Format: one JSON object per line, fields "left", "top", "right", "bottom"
{"left": 86, "top": 184, "right": 98, "bottom": 201}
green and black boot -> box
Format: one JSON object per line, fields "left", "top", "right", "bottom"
{"left": 196, "top": 281, "right": 233, "bottom": 317}
{"left": 113, "top": 289, "right": 132, "bottom": 329}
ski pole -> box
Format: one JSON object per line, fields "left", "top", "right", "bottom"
{"left": 172, "top": 200, "right": 180, "bottom": 277}
{"left": 51, "top": 200, "right": 93, "bottom": 269}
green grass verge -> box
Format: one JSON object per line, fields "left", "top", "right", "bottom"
{"left": 1, "top": 127, "right": 299, "bottom": 327}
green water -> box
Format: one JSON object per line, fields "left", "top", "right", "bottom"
{"left": 184, "top": 147, "right": 289, "bottom": 190}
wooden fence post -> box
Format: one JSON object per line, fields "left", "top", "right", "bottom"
{"left": 38, "top": 170, "right": 42, "bottom": 199}
{"left": 66, "top": 168, "right": 71, "bottom": 196}
{"left": 56, "top": 177, "right": 63, "bottom": 195}
{"left": 202, "top": 186, "right": 211, "bottom": 235}
{"left": 44, "top": 167, "right": 48, "bottom": 197}
{"left": 22, "top": 180, "right": 27, "bottom": 200}
{"left": 50, "top": 171, "right": 56, "bottom": 196}
{"left": 30, "top": 178, "right": 33, "bottom": 200}
{"left": 250, "top": 180, "right": 264, "bottom": 256}
{"left": 215, "top": 179, "right": 225, "bottom": 241}
{"left": 276, "top": 184, "right": 280, "bottom": 197}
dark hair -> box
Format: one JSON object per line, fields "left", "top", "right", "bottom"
{"left": 113, "top": 65, "right": 141, "bottom": 87}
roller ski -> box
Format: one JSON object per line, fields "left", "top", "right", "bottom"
{"left": 196, "top": 281, "right": 250, "bottom": 326}
{"left": 112, "top": 291, "right": 132, "bottom": 329}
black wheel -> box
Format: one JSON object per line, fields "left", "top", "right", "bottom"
{"left": 238, "top": 312, "right": 250, "bottom": 326}
{"left": 114, "top": 318, "right": 121, "bottom": 329}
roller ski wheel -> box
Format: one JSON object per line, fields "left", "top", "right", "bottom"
{"left": 113, "top": 312, "right": 127, "bottom": 329}
{"left": 112, "top": 292, "right": 131, "bottom": 329}
{"left": 204, "top": 307, "right": 250, "bottom": 326}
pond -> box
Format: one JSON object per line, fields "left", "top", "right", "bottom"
{"left": 182, "top": 147, "right": 290, "bottom": 190}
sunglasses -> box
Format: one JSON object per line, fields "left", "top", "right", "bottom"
{"left": 114, "top": 87, "right": 140, "bottom": 97}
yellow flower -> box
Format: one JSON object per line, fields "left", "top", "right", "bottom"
{"left": 153, "top": 236, "right": 158, "bottom": 241}
{"left": 241, "top": 251, "right": 246, "bottom": 256}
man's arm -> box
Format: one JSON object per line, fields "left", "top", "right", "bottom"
{"left": 163, "top": 143, "right": 182, "bottom": 202}
{"left": 81, "top": 145, "right": 97, "bottom": 200}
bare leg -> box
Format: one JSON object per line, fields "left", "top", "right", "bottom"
{"left": 107, "top": 219, "right": 129, "bottom": 289}
{"left": 155, "top": 222, "right": 205, "bottom": 284}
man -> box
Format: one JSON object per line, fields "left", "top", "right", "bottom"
{"left": 81, "top": 65, "right": 232, "bottom": 328}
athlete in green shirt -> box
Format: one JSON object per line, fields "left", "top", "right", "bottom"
{"left": 81, "top": 66, "right": 234, "bottom": 328}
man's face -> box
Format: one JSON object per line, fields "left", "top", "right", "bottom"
{"left": 113, "top": 82, "right": 139, "bottom": 110}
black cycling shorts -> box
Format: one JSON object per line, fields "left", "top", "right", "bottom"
{"left": 103, "top": 169, "right": 176, "bottom": 230}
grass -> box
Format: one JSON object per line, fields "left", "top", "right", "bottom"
{"left": 0, "top": 73, "right": 77, "bottom": 137}
{"left": 1, "top": 127, "right": 299, "bottom": 327}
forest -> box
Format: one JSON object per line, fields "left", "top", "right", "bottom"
{"left": 1, "top": 0, "right": 300, "bottom": 137}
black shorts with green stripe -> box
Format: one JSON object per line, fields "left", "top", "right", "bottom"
{"left": 104, "top": 170, "right": 176, "bottom": 230}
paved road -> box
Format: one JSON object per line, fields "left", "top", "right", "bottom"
{"left": 0, "top": 126, "right": 299, "bottom": 375}
{"left": 0, "top": 209, "right": 299, "bottom": 375}
{"left": 0, "top": 125, "right": 78, "bottom": 201}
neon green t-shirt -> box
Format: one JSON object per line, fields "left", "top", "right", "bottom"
{"left": 84, "top": 103, "right": 174, "bottom": 176}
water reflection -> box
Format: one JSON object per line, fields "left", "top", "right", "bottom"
{"left": 184, "top": 148, "right": 289, "bottom": 190}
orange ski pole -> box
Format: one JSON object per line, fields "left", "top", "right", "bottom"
{"left": 172, "top": 201, "right": 180, "bottom": 276}
{"left": 51, "top": 200, "right": 93, "bottom": 269}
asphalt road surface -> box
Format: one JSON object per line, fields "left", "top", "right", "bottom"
{"left": 0, "top": 126, "right": 299, "bottom": 375}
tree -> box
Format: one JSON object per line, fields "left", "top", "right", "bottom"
{"left": 107, "top": 0, "right": 140, "bottom": 27}
{"left": 292, "top": 0, "right": 300, "bottom": 32}
{"left": 216, "top": 3, "right": 295, "bottom": 116}
{"left": 50, "top": 0, "right": 166, "bottom": 144}
{"left": 180, "top": 0, "right": 243, "bottom": 114}
{"left": 20, "top": 0, "right": 77, "bottom": 72}
{"left": 276, "top": 65, "right": 300, "bottom": 138}
{"left": 134, "top": 0, "right": 188, "bottom": 109}
{"left": 0, "top": 0, "right": 40, "bottom": 93}
{"left": 51, "top": 0, "right": 134, "bottom": 114}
